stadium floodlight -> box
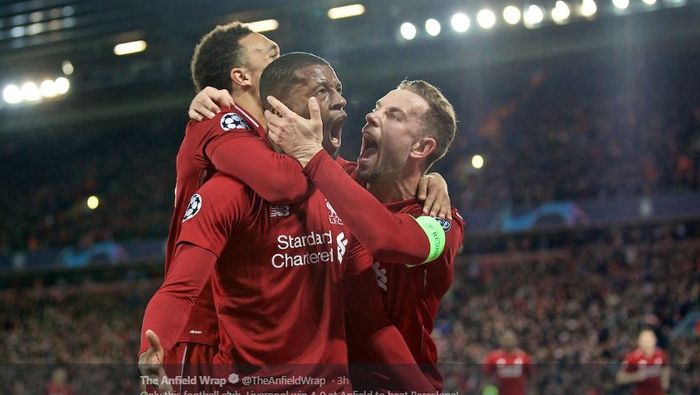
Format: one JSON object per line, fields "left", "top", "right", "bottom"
{"left": 62, "top": 60, "right": 74, "bottom": 75}
{"left": 327, "top": 4, "right": 365, "bottom": 19}
{"left": 20, "top": 82, "right": 41, "bottom": 102}
{"left": 244, "top": 19, "right": 279, "bottom": 32}
{"left": 580, "top": 0, "right": 598, "bottom": 17}
{"left": 503, "top": 5, "right": 522, "bottom": 25}
{"left": 400, "top": 22, "right": 417, "bottom": 40}
{"left": 425, "top": 18, "right": 442, "bottom": 37}
{"left": 472, "top": 154, "right": 485, "bottom": 169}
{"left": 87, "top": 195, "right": 99, "bottom": 210}
{"left": 40, "top": 79, "right": 57, "bottom": 98}
{"left": 641, "top": 0, "right": 656, "bottom": 5}
{"left": 54, "top": 77, "right": 70, "bottom": 94}
{"left": 450, "top": 12, "right": 471, "bottom": 33}
{"left": 523, "top": 5, "right": 545, "bottom": 28}
{"left": 113, "top": 40, "right": 147, "bottom": 56}
{"left": 476, "top": 9, "right": 497, "bottom": 29}
{"left": 612, "top": 0, "right": 630, "bottom": 10}
{"left": 3, "top": 84, "right": 22, "bottom": 104}
{"left": 551, "top": 1, "right": 571, "bottom": 24}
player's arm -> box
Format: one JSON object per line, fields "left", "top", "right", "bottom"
{"left": 344, "top": 241, "right": 436, "bottom": 392}
{"left": 139, "top": 176, "right": 247, "bottom": 375}
{"left": 615, "top": 360, "right": 644, "bottom": 384}
{"left": 661, "top": 358, "right": 671, "bottom": 391}
{"left": 206, "top": 135, "right": 313, "bottom": 204}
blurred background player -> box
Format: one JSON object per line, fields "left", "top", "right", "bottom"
{"left": 483, "top": 330, "right": 532, "bottom": 395}
{"left": 616, "top": 329, "right": 671, "bottom": 395}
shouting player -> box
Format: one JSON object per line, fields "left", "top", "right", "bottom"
{"left": 264, "top": 73, "right": 465, "bottom": 390}
{"left": 616, "top": 329, "right": 670, "bottom": 395}
{"left": 138, "top": 21, "right": 451, "bottom": 394}
{"left": 483, "top": 330, "right": 532, "bottom": 395}
{"left": 140, "top": 53, "right": 457, "bottom": 393}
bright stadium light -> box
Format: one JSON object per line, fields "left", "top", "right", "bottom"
{"left": 20, "top": 82, "right": 41, "bottom": 102}
{"left": 472, "top": 154, "right": 485, "bottom": 169}
{"left": 503, "top": 5, "right": 522, "bottom": 25}
{"left": 244, "top": 19, "right": 279, "bottom": 32}
{"left": 641, "top": 0, "right": 656, "bottom": 5}
{"left": 113, "top": 40, "right": 147, "bottom": 56}
{"left": 62, "top": 60, "right": 74, "bottom": 75}
{"left": 450, "top": 12, "right": 471, "bottom": 33}
{"left": 425, "top": 18, "right": 442, "bottom": 36}
{"left": 551, "top": 1, "right": 571, "bottom": 24}
{"left": 476, "top": 9, "right": 497, "bottom": 29}
{"left": 3, "top": 84, "right": 22, "bottom": 104}
{"left": 400, "top": 22, "right": 417, "bottom": 40}
{"left": 327, "top": 4, "right": 365, "bottom": 19}
{"left": 40, "top": 79, "right": 57, "bottom": 98}
{"left": 87, "top": 195, "right": 99, "bottom": 210}
{"left": 523, "top": 5, "right": 545, "bottom": 28}
{"left": 54, "top": 77, "right": 70, "bottom": 94}
{"left": 580, "top": 0, "right": 598, "bottom": 17}
{"left": 612, "top": 0, "right": 630, "bottom": 10}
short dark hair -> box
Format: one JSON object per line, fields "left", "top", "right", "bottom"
{"left": 397, "top": 80, "right": 457, "bottom": 169}
{"left": 190, "top": 21, "right": 253, "bottom": 92}
{"left": 259, "top": 52, "right": 330, "bottom": 111}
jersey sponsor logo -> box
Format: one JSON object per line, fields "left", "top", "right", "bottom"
{"left": 337, "top": 232, "right": 348, "bottom": 263}
{"left": 496, "top": 358, "right": 524, "bottom": 377}
{"left": 272, "top": 230, "right": 344, "bottom": 269}
{"left": 188, "top": 330, "right": 203, "bottom": 335}
{"left": 432, "top": 216, "right": 452, "bottom": 232}
{"left": 372, "top": 261, "right": 388, "bottom": 291}
{"left": 270, "top": 205, "right": 290, "bottom": 217}
{"left": 220, "top": 112, "right": 250, "bottom": 131}
{"left": 326, "top": 201, "right": 343, "bottom": 225}
{"left": 182, "top": 193, "right": 202, "bottom": 222}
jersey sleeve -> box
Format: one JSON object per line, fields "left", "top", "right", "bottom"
{"left": 203, "top": 122, "right": 312, "bottom": 205}
{"left": 623, "top": 353, "right": 637, "bottom": 372}
{"left": 305, "top": 150, "right": 434, "bottom": 265}
{"left": 176, "top": 174, "right": 251, "bottom": 257}
{"left": 140, "top": 243, "right": 217, "bottom": 354}
{"left": 343, "top": 243, "right": 436, "bottom": 392}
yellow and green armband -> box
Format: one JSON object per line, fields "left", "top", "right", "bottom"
{"left": 413, "top": 216, "right": 446, "bottom": 264}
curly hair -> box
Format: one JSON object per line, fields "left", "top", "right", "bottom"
{"left": 190, "top": 21, "right": 252, "bottom": 92}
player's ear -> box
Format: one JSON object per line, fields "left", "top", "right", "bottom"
{"left": 230, "top": 67, "right": 252, "bottom": 88}
{"left": 409, "top": 136, "right": 437, "bottom": 161}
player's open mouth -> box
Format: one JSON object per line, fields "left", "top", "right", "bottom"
{"left": 328, "top": 112, "right": 346, "bottom": 149}
{"left": 359, "top": 132, "right": 379, "bottom": 161}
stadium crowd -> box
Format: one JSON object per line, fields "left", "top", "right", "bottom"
{"left": 1, "top": 223, "right": 697, "bottom": 394}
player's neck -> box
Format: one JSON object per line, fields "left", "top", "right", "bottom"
{"left": 233, "top": 93, "right": 265, "bottom": 128}
{"left": 367, "top": 170, "right": 420, "bottom": 204}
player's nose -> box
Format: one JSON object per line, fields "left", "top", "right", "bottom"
{"left": 365, "top": 111, "right": 379, "bottom": 126}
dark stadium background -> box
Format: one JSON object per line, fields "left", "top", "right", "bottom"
{"left": 0, "top": 0, "right": 698, "bottom": 394}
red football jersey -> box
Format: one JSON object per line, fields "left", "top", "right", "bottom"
{"left": 176, "top": 174, "right": 350, "bottom": 392}
{"left": 622, "top": 348, "right": 667, "bottom": 395}
{"left": 346, "top": 200, "right": 464, "bottom": 391}
{"left": 483, "top": 349, "right": 532, "bottom": 395}
{"left": 166, "top": 104, "right": 310, "bottom": 345}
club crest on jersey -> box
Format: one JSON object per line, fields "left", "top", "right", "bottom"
{"left": 432, "top": 216, "right": 452, "bottom": 232}
{"left": 326, "top": 201, "right": 343, "bottom": 225}
{"left": 270, "top": 205, "right": 290, "bottom": 218}
{"left": 220, "top": 112, "right": 249, "bottom": 131}
{"left": 182, "top": 193, "right": 202, "bottom": 222}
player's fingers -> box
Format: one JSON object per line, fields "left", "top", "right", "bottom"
{"left": 267, "top": 96, "right": 295, "bottom": 118}
{"left": 423, "top": 193, "right": 437, "bottom": 217}
{"left": 264, "top": 110, "right": 283, "bottom": 128}
{"left": 308, "top": 97, "right": 321, "bottom": 122}
{"left": 188, "top": 108, "right": 203, "bottom": 122}
{"left": 146, "top": 330, "right": 163, "bottom": 356}
{"left": 214, "top": 89, "right": 235, "bottom": 107}
{"left": 417, "top": 176, "right": 430, "bottom": 201}
{"left": 199, "top": 97, "right": 220, "bottom": 118}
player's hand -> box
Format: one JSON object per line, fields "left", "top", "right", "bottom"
{"left": 188, "top": 87, "right": 235, "bottom": 121}
{"left": 417, "top": 172, "right": 452, "bottom": 219}
{"left": 265, "top": 96, "right": 324, "bottom": 167}
{"left": 138, "top": 329, "right": 174, "bottom": 394}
